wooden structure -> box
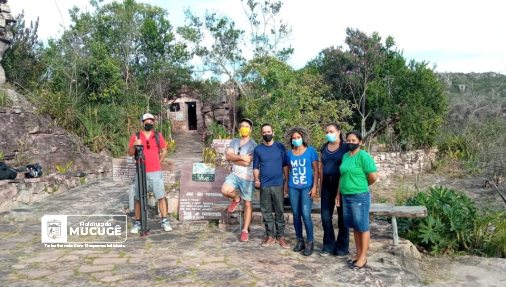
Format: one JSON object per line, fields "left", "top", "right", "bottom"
{"left": 212, "top": 202, "right": 427, "bottom": 246}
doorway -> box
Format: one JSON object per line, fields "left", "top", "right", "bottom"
{"left": 187, "top": 102, "right": 197, "bottom": 130}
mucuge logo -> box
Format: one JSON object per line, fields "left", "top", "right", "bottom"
{"left": 41, "top": 215, "right": 127, "bottom": 246}
{"left": 47, "top": 219, "right": 61, "bottom": 240}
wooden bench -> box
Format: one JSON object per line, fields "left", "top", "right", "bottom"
{"left": 212, "top": 202, "right": 427, "bottom": 245}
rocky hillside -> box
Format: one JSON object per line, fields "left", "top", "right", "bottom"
{"left": 0, "top": 88, "right": 111, "bottom": 173}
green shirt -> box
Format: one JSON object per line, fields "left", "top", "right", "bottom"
{"left": 339, "top": 150, "right": 377, "bottom": 195}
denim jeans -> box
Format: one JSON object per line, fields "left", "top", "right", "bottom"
{"left": 260, "top": 185, "right": 285, "bottom": 239}
{"left": 320, "top": 175, "right": 349, "bottom": 255}
{"left": 288, "top": 187, "right": 314, "bottom": 242}
{"left": 342, "top": 191, "right": 371, "bottom": 232}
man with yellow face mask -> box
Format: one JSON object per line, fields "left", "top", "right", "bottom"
{"left": 221, "top": 118, "right": 257, "bottom": 242}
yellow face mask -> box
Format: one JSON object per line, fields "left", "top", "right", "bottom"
{"left": 239, "top": 127, "right": 250, "bottom": 137}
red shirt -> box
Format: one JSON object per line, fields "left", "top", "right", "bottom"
{"left": 129, "top": 131, "right": 166, "bottom": 172}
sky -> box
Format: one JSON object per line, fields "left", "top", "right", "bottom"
{"left": 8, "top": 0, "right": 506, "bottom": 74}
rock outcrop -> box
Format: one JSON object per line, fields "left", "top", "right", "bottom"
{"left": 0, "top": 0, "right": 16, "bottom": 86}
{"left": 0, "top": 89, "right": 112, "bottom": 172}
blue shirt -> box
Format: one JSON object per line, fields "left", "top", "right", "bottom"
{"left": 320, "top": 141, "right": 349, "bottom": 176}
{"left": 253, "top": 142, "right": 287, "bottom": 186}
{"left": 285, "top": 146, "right": 319, "bottom": 188}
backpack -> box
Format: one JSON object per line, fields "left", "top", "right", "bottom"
{"left": 25, "top": 163, "right": 43, "bottom": 178}
{"left": 136, "top": 131, "right": 160, "bottom": 152}
{"left": 0, "top": 162, "right": 18, "bottom": 180}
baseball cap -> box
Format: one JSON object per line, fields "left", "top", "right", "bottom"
{"left": 240, "top": 118, "right": 253, "bottom": 128}
{"left": 141, "top": 113, "right": 155, "bottom": 122}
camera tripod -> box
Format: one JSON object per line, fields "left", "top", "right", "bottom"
{"left": 135, "top": 145, "right": 150, "bottom": 237}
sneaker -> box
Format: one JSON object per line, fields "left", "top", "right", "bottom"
{"left": 240, "top": 230, "right": 249, "bottom": 242}
{"left": 130, "top": 222, "right": 141, "bottom": 234}
{"left": 227, "top": 197, "right": 242, "bottom": 212}
{"left": 276, "top": 237, "right": 290, "bottom": 249}
{"left": 261, "top": 236, "right": 276, "bottom": 247}
{"left": 319, "top": 251, "right": 331, "bottom": 257}
{"left": 161, "top": 221, "right": 172, "bottom": 232}
{"left": 336, "top": 252, "right": 349, "bottom": 259}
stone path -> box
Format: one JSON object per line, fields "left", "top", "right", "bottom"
{"left": 171, "top": 132, "right": 205, "bottom": 180}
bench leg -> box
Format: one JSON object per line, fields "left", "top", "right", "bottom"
{"left": 392, "top": 216, "right": 398, "bottom": 246}
{"left": 239, "top": 211, "right": 243, "bottom": 233}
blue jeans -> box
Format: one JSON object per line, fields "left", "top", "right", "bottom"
{"left": 288, "top": 187, "right": 314, "bottom": 242}
{"left": 321, "top": 175, "right": 349, "bottom": 255}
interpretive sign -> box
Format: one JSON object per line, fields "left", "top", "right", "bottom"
{"left": 179, "top": 163, "right": 228, "bottom": 221}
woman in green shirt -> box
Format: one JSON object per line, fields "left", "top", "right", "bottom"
{"left": 336, "top": 131, "right": 377, "bottom": 270}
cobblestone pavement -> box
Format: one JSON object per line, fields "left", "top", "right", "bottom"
{"left": 0, "top": 177, "right": 423, "bottom": 287}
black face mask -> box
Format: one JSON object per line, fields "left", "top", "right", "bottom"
{"left": 262, "top": 134, "right": 273, "bottom": 142}
{"left": 144, "top": 123, "right": 153, "bottom": 131}
{"left": 348, "top": 143, "right": 360, "bottom": 152}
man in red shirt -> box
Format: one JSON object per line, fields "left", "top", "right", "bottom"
{"left": 128, "top": 113, "right": 170, "bottom": 233}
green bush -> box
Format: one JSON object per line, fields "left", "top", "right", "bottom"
{"left": 399, "top": 186, "right": 506, "bottom": 257}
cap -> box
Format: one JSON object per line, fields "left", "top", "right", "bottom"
{"left": 240, "top": 118, "right": 253, "bottom": 128}
{"left": 141, "top": 113, "right": 155, "bottom": 122}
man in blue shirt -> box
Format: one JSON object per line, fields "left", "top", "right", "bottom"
{"left": 253, "top": 123, "right": 290, "bottom": 249}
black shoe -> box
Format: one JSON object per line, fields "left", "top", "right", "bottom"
{"left": 302, "top": 242, "right": 314, "bottom": 256}
{"left": 346, "top": 259, "right": 357, "bottom": 265}
{"left": 293, "top": 238, "right": 305, "bottom": 252}
{"left": 350, "top": 260, "right": 367, "bottom": 270}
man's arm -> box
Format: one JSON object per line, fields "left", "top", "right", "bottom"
{"left": 253, "top": 169, "right": 260, "bottom": 188}
{"left": 159, "top": 147, "right": 168, "bottom": 164}
{"left": 283, "top": 165, "right": 289, "bottom": 195}
{"left": 225, "top": 148, "right": 252, "bottom": 166}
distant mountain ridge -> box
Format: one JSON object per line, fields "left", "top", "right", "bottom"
{"left": 438, "top": 72, "right": 506, "bottom": 96}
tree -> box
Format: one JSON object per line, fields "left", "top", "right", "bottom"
{"left": 178, "top": 0, "right": 293, "bottom": 98}
{"left": 239, "top": 56, "right": 353, "bottom": 149}
{"left": 240, "top": 0, "right": 293, "bottom": 60}
{"left": 309, "top": 28, "right": 394, "bottom": 140}
{"left": 310, "top": 28, "right": 447, "bottom": 147}
{"left": 178, "top": 9, "right": 247, "bottom": 96}
{"left": 2, "top": 11, "right": 44, "bottom": 92}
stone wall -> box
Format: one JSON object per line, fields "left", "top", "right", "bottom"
{"left": 0, "top": 170, "right": 108, "bottom": 212}
{"left": 166, "top": 95, "right": 203, "bottom": 133}
{"left": 211, "top": 139, "right": 437, "bottom": 180}
{"left": 371, "top": 148, "right": 437, "bottom": 180}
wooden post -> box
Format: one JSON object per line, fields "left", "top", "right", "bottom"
{"left": 239, "top": 211, "right": 243, "bottom": 232}
{"left": 392, "top": 216, "right": 398, "bottom": 245}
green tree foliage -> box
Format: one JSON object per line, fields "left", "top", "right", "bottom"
{"left": 2, "top": 11, "right": 44, "bottom": 92}
{"left": 178, "top": 0, "right": 292, "bottom": 98}
{"left": 309, "top": 28, "right": 447, "bottom": 147}
{"left": 239, "top": 56, "right": 353, "bottom": 149}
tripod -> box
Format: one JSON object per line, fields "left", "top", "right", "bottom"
{"left": 134, "top": 145, "right": 150, "bottom": 237}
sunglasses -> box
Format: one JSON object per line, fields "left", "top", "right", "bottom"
{"left": 146, "top": 140, "right": 150, "bottom": 150}
{"left": 237, "top": 146, "right": 241, "bottom": 155}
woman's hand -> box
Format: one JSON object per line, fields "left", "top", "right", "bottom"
{"left": 335, "top": 191, "right": 341, "bottom": 207}
{"left": 309, "top": 187, "right": 317, "bottom": 199}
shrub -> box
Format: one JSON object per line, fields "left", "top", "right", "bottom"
{"left": 399, "top": 186, "right": 506, "bottom": 257}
